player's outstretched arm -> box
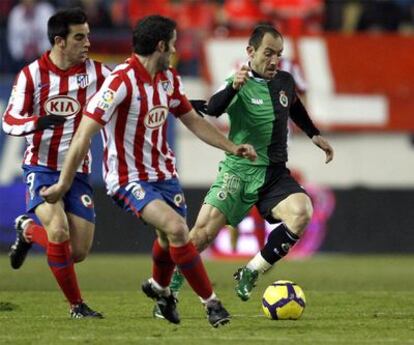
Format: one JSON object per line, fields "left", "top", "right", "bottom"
{"left": 180, "top": 110, "right": 257, "bottom": 161}
{"left": 312, "top": 135, "right": 334, "bottom": 164}
{"left": 40, "top": 116, "right": 103, "bottom": 203}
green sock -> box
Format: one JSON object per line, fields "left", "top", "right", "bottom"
{"left": 170, "top": 269, "right": 185, "bottom": 295}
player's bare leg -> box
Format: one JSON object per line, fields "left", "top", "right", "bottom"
{"left": 190, "top": 204, "right": 228, "bottom": 252}
{"left": 67, "top": 213, "right": 95, "bottom": 263}
{"left": 227, "top": 225, "right": 239, "bottom": 252}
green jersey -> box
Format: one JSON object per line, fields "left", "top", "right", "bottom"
{"left": 224, "top": 70, "right": 297, "bottom": 167}
{"left": 204, "top": 70, "right": 318, "bottom": 225}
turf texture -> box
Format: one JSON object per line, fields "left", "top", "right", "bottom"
{"left": 1, "top": 254, "right": 414, "bottom": 345}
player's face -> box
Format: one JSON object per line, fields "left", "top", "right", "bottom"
{"left": 158, "top": 30, "right": 177, "bottom": 71}
{"left": 63, "top": 23, "right": 91, "bottom": 66}
{"left": 249, "top": 33, "right": 283, "bottom": 79}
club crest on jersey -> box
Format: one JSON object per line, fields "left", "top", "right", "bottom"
{"left": 144, "top": 106, "right": 168, "bottom": 129}
{"left": 44, "top": 95, "right": 81, "bottom": 116}
{"left": 279, "top": 91, "right": 288, "bottom": 107}
{"left": 161, "top": 80, "right": 173, "bottom": 96}
{"left": 169, "top": 99, "right": 181, "bottom": 108}
{"left": 76, "top": 74, "right": 89, "bottom": 89}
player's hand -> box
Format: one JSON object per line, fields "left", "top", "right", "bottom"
{"left": 39, "top": 183, "right": 68, "bottom": 204}
{"left": 232, "top": 65, "right": 250, "bottom": 90}
{"left": 312, "top": 135, "right": 334, "bottom": 163}
{"left": 233, "top": 144, "right": 257, "bottom": 161}
{"left": 36, "top": 115, "right": 66, "bottom": 131}
{"left": 190, "top": 99, "right": 208, "bottom": 117}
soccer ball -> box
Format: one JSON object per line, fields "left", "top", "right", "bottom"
{"left": 262, "top": 280, "right": 306, "bottom": 320}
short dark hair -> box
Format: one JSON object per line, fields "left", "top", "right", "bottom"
{"left": 132, "top": 15, "right": 176, "bottom": 56}
{"left": 248, "top": 25, "right": 282, "bottom": 50}
{"left": 47, "top": 7, "right": 88, "bottom": 46}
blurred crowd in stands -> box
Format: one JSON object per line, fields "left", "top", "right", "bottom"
{"left": 1, "top": 0, "right": 414, "bottom": 75}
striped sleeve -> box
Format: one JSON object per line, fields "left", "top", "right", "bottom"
{"left": 2, "top": 67, "right": 38, "bottom": 136}
{"left": 84, "top": 72, "right": 127, "bottom": 125}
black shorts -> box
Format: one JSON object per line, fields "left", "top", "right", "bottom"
{"left": 256, "top": 164, "right": 307, "bottom": 224}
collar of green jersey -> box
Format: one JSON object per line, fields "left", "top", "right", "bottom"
{"left": 247, "top": 64, "right": 269, "bottom": 83}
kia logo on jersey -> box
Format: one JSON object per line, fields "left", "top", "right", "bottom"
{"left": 144, "top": 106, "right": 168, "bottom": 129}
{"left": 44, "top": 95, "right": 81, "bottom": 116}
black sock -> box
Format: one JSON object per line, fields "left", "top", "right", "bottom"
{"left": 260, "top": 224, "right": 299, "bottom": 265}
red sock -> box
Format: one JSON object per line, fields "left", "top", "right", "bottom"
{"left": 152, "top": 240, "right": 175, "bottom": 287}
{"left": 47, "top": 241, "right": 82, "bottom": 305}
{"left": 170, "top": 242, "right": 213, "bottom": 299}
{"left": 25, "top": 223, "right": 48, "bottom": 249}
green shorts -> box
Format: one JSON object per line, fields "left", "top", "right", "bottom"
{"left": 204, "top": 161, "right": 265, "bottom": 227}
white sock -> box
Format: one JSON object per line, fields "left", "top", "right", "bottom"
{"left": 149, "top": 278, "right": 171, "bottom": 297}
{"left": 200, "top": 292, "right": 217, "bottom": 305}
{"left": 246, "top": 252, "right": 272, "bottom": 274}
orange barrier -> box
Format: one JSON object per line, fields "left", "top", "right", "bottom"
{"left": 326, "top": 34, "right": 414, "bottom": 131}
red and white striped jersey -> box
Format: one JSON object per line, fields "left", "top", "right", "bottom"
{"left": 2, "top": 51, "right": 110, "bottom": 173}
{"left": 85, "top": 54, "right": 192, "bottom": 195}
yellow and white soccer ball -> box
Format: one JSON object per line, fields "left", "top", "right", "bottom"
{"left": 262, "top": 280, "right": 306, "bottom": 320}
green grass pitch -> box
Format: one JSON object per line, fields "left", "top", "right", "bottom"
{"left": 1, "top": 254, "right": 414, "bottom": 345}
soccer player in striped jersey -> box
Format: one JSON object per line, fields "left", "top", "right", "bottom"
{"left": 40, "top": 15, "right": 257, "bottom": 327}
{"left": 2, "top": 8, "right": 110, "bottom": 318}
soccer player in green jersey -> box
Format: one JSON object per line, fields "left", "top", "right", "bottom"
{"left": 158, "top": 24, "right": 334, "bottom": 311}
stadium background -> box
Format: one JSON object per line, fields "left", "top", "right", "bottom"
{"left": 0, "top": 0, "right": 413, "bottom": 256}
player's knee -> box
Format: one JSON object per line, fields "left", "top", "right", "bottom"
{"left": 191, "top": 219, "right": 217, "bottom": 251}
{"left": 47, "top": 227, "right": 70, "bottom": 243}
{"left": 166, "top": 219, "right": 189, "bottom": 243}
{"left": 190, "top": 227, "right": 209, "bottom": 252}
{"left": 205, "top": 232, "right": 217, "bottom": 248}
{"left": 71, "top": 247, "right": 89, "bottom": 263}
{"left": 287, "top": 204, "right": 313, "bottom": 235}
{"left": 72, "top": 252, "right": 87, "bottom": 263}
